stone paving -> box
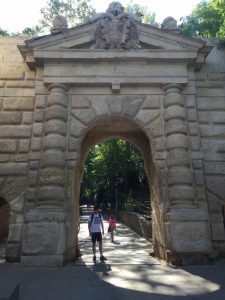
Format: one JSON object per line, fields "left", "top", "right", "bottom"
{"left": 0, "top": 213, "right": 225, "bottom": 299}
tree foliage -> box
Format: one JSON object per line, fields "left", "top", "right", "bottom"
{"left": 0, "top": 28, "right": 9, "bottom": 36}
{"left": 80, "top": 139, "right": 148, "bottom": 209}
{"left": 179, "top": 0, "right": 225, "bottom": 42}
{"left": 125, "top": 0, "right": 157, "bottom": 25}
{"left": 39, "top": 0, "right": 95, "bottom": 30}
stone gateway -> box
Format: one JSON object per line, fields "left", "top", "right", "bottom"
{"left": 0, "top": 2, "right": 225, "bottom": 266}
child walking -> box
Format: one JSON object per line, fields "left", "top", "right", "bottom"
{"left": 108, "top": 215, "right": 116, "bottom": 242}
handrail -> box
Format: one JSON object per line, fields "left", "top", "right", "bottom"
{"left": 132, "top": 198, "right": 151, "bottom": 220}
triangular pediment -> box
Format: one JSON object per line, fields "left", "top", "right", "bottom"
{"left": 23, "top": 20, "right": 207, "bottom": 52}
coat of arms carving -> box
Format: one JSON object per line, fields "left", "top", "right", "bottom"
{"left": 90, "top": 2, "right": 142, "bottom": 50}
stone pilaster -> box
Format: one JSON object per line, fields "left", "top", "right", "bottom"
{"left": 21, "top": 84, "right": 69, "bottom": 266}
{"left": 163, "top": 84, "right": 195, "bottom": 206}
{"left": 38, "top": 84, "right": 68, "bottom": 207}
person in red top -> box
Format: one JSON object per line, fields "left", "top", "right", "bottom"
{"left": 108, "top": 215, "right": 116, "bottom": 242}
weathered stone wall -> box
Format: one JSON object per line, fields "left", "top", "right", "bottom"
{"left": 109, "top": 209, "right": 152, "bottom": 240}
{"left": 0, "top": 36, "right": 34, "bottom": 260}
{"left": 196, "top": 46, "right": 225, "bottom": 255}
{"left": 0, "top": 35, "right": 225, "bottom": 263}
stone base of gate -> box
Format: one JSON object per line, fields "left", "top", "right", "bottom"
{"left": 21, "top": 208, "right": 67, "bottom": 266}
{"left": 163, "top": 207, "right": 213, "bottom": 265}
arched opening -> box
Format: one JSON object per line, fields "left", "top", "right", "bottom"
{"left": 72, "top": 116, "right": 164, "bottom": 261}
{"left": 0, "top": 196, "right": 10, "bottom": 262}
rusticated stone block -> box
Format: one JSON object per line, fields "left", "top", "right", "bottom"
{"left": 198, "top": 111, "right": 209, "bottom": 123}
{"left": 35, "top": 95, "right": 46, "bottom": 108}
{"left": 68, "top": 137, "right": 81, "bottom": 152}
{"left": 0, "top": 112, "right": 22, "bottom": 124}
{"left": 168, "top": 167, "right": 192, "bottom": 186}
{"left": 42, "top": 149, "right": 65, "bottom": 168}
{"left": 185, "top": 95, "right": 195, "bottom": 108}
{"left": 89, "top": 96, "right": 109, "bottom": 117}
{"left": 38, "top": 186, "right": 66, "bottom": 202}
{"left": 22, "top": 212, "right": 66, "bottom": 257}
{"left": 0, "top": 140, "right": 17, "bottom": 153}
{"left": 25, "top": 188, "right": 36, "bottom": 203}
{"left": 31, "top": 138, "right": 42, "bottom": 151}
{"left": 142, "top": 95, "right": 161, "bottom": 109}
{"left": 205, "top": 162, "right": 225, "bottom": 175}
{"left": 3, "top": 97, "right": 34, "bottom": 110}
{"left": 43, "top": 134, "right": 66, "bottom": 150}
{"left": 18, "top": 139, "right": 30, "bottom": 153}
{"left": 22, "top": 112, "right": 33, "bottom": 124}
{"left": 29, "top": 161, "right": 39, "bottom": 170}
{"left": 0, "top": 154, "right": 9, "bottom": 162}
{"left": 169, "top": 185, "right": 195, "bottom": 203}
{"left": 71, "top": 108, "right": 96, "bottom": 125}
{"left": 194, "top": 170, "right": 204, "bottom": 186}
{"left": 211, "top": 111, "right": 225, "bottom": 123}
{"left": 170, "top": 221, "right": 212, "bottom": 252}
{"left": 33, "top": 123, "right": 43, "bottom": 136}
{"left": 48, "top": 93, "right": 67, "bottom": 107}
{"left": 7, "top": 223, "right": 22, "bottom": 242}
{"left": 190, "top": 137, "right": 200, "bottom": 151}
{"left": 135, "top": 109, "right": 160, "bottom": 125}
{"left": 165, "top": 119, "right": 187, "bottom": 136}
{"left": 0, "top": 126, "right": 31, "bottom": 138}
{"left": 211, "top": 223, "right": 225, "bottom": 240}
{"left": 197, "top": 98, "right": 225, "bottom": 110}
{"left": 199, "top": 123, "right": 224, "bottom": 137}
{"left": 188, "top": 123, "right": 199, "bottom": 136}
{"left": 70, "top": 117, "right": 87, "bottom": 138}
{"left": 46, "top": 106, "right": 67, "bottom": 121}
{"left": 34, "top": 109, "right": 45, "bottom": 122}
{"left": 164, "top": 105, "right": 186, "bottom": 121}
{"left": 108, "top": 96, "right": 122, "bottom": 115}
{"left": 122, "top": 96, "right": 144, "bottom": 117}
{"left": 164, "top": 92, "right": 184, "bottom": 108}
{"left": 39, "top": 168, "right": 65, "bottom": 185}
{"left": 28, "top": 171, "right": 38, "bottom": 187}
{"left": 146, "top": 116, "right": 163, "bottom": 137}
{"left": 45, "top": 119, "right": 67, "bottom": 135}
{"left": 167, "top": 149, "right": 191, "bottom": 167}
{"left": 152, "top": 137, "right": 165, "bottom": 151}
{"left": 187, "top": 109, "right": 197, "bottom": 121}
{"left": 0, "top": 163, "right": 28, "bottom": 175}
{"left": 205, "top": 175, "right": 225, "bottom": 200}
{"left": 166, "top": 134, "right": 189, "bottom": 150}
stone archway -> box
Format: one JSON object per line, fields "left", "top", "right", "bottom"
{"left": 73, "top": 116, "right": 163, "bottom": 257}
{"left": 19, "top": 2, "right": 214, "bottom": 266}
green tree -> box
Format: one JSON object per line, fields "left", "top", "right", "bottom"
{"left": 179, "top": 0, "right": 225, "bottom": 41}
{"left": 39, "top": 0, "right": 95, "bottom": 30}
{"left": 80, "top": 139, "right": 148, "bottom": 209}
{"left": 125, "top": 0, "right": 157, "bottom": 25}
{"left": 21, "top": 26, "right": 42, "bottom": 36}
{"left": 0, "top": 28, "right": 9, "bottom": 36}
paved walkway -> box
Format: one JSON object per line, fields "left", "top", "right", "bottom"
{"left": 0, "top": 212, "right": 225, "bottom": 299}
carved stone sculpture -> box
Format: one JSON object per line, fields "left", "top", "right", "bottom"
{"left": 51, "top": 15, "right": 68, "bottom": 34}
{"left": 161, "top": 16, "right": 178, "bottom": 31}
{"left": 91, "top": 1, "right": 142, "bottom": 50}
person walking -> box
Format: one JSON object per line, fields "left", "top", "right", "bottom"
{"left": 108, "top": 215, "right": 116, "bottom": 242}
{"left": 88, "top": 206, "right": 107, "bottom": 262}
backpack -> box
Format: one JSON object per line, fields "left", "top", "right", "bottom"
{"left": 90, "top": 213, "right": 102, "bottom": 224}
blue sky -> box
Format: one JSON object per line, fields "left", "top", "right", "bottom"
{"left": 0, "top": 0, "right": 202, "bottom": 33}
